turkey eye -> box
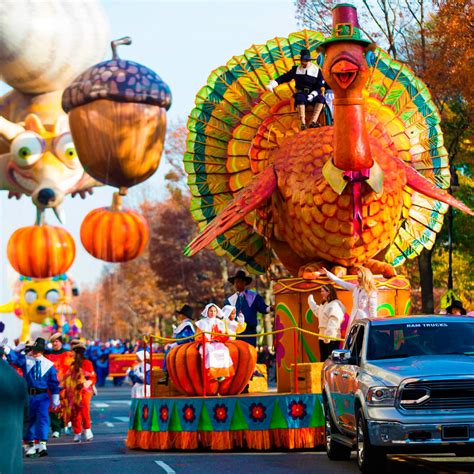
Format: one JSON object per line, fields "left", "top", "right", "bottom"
{"left": 24, "top": 290, "right": 38, "bottom": 304}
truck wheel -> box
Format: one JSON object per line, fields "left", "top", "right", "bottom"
{"left": 356, "top": 408, "right": 386, "bottom": 473}
{"left": 323, "top": 398, "right": 352, "bottom": 460}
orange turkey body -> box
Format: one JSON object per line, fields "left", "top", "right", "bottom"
{"left": 271, "top": 126, "right": 406, "bottom": 268}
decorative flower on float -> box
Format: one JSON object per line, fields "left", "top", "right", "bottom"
{"left": 288, "top": 399, "right": 307, "bottom": 420}
{"left": 182, "top": 404, "right": 196, "bottom": 423}
{"left": 249, "top": 402, "right": 267, "bottom": 423}
{"left": 159, "top": 405, "right": 169, "bottom": 423}
{"left": 213, "top": 403, "right": 228, "bottom": 423}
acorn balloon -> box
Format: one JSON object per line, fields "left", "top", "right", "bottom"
{"left": 62, "top": 37, "right": 172, "bottom": 190}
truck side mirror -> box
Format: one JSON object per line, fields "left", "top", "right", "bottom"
{"left": 331, "top": 349, "right": 352, "bottom": 364}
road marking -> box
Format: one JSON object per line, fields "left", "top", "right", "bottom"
{"left": 154, "top": 461, "right": 176, "bottom": 473}
{"left": 114, "top": 416, "right": 130, "bottom": 422}
{"left": 105, "top": 422, "right": 114, "bottom": 427}
{"left": 93, "top": 402, "right": 109, "bottom": 408}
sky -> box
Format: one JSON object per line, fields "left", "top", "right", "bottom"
{"left": 0, "top": 0, "right": 298, "bottom": 302}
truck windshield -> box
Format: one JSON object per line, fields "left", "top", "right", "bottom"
{"left": 367, "top": 322, "right": 474, "bottom": 360}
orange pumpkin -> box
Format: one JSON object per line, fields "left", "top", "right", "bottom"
{"left": 7, "top": 225, "right": 75, "bottom": 278}
{"left": 80, "top": 192, "right": 149, "bottom": 262}
{"left": 167, "top": 340, "right": 257, "bottom": 396}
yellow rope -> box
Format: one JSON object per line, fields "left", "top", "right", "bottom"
{"left": 144, "top": 325, "right": 343, "bottom": 344}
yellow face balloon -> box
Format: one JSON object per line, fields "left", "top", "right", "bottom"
{"left": 18, "top": 278, "right": 62, "bottom": 324}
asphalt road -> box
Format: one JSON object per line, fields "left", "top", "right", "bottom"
{"left": 24, "top": 385, "right": 474, "bottom": 474}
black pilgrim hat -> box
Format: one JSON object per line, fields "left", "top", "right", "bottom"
{"left": 31, "top": 337, "right": 46, "bottom": 353}
{"left": 228, "top": 270, "right": 252, "bottom": 285}
{"left": 446, "top": 300, "right": 467, "bottom": 315}
{"left": 176, "top": 304, "right": 194, "bottom": 320}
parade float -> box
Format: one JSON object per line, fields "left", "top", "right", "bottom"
{"left": 126, "top": 3, "right": 473, "bottom": 452}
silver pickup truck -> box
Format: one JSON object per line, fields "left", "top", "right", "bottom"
{"left": 321, "top": 316, "right": 474, "bottom": 473}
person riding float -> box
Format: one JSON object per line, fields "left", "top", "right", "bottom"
{"left": 266, "top": 48, "right": 329, "bottom": 130}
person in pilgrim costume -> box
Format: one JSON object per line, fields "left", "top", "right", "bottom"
{"left": 195, "top": 303, "right": 234, "bottom": 382}
{"left": 5, "top": 337, "right": 60, "bottom": 457}
{"left": 308, "top": 284, "right": 347, "bottom": 360}
{"left": 127, "top": 350, "right": 150, "bottom": 398}
{"left": 221, "top": 305, "right": 247, "bottom": 340}
{"left": 224, "top": 270, "right": 270, "bottom": 347}
{"left": 160, "top": 305, "right": 196, "bottom": 384}
{"left": 266, "top": 48, "right": 329, "bottom": 130}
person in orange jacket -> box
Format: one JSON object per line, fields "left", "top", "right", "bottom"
{"left": 45, "top": 333, "right": 74, "bottom": 438}
{"left": 63, "top": 343, "right": 97, "bottom": 442}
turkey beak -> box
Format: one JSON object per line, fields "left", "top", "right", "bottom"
{"left": 331, "top": 58, "right": 359, "bottom": 89}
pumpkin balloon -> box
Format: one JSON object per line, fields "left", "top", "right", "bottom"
{"left": 62, "top": 37, "right": 172, "bottom": 189}
{"left": 80, "top": 192, "right": 149, "bottom": 263}
{"left": 167, "top": 340, "right": 257, "bottom": 396}
{"left": 7, "top": 225, "right": 75, "bottom": 278}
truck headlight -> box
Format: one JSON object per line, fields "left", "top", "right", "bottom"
{"left": 367, "top": 386, "right": 397, "bottom": 406}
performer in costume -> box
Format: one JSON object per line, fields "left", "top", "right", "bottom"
{"left": 267, "top": 49, "right": 329, "bottom": 130}
{"left": 224, "top": 270, "right": 270, "bottom": 347}
{"left": 195, "top": 304, "right": 234, "bottom": 381}
{"left": 308, "top": 285, "right": 346, "bottom": 360}
{"left": 161, "top": 305, "right": 196, "bottom": 381}
{"left": 127, "top": 350, "right": 150, "bottom": 398}
{"left": 45, "top": 333, "right": 73, "bottom": 438}
{"left": 63, "top": 343, "right": 96, "bottom": 442}
{"left": 222, "top": 305, "right": 246, "bottom": 340}
{"left": 322, "top": 266, "right": 378, "bottom": 326}
{"left": 5, "top": 337, "right": 60, "bottom": 457}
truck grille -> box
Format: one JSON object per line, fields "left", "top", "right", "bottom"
{"left": 400, "top": 379, "right": 474, "bottom": 410}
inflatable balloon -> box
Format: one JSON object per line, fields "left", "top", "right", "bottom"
{"left": 0, "top": 275, "right": 75, "bottom": 341}
{"left": 80, "top": 192, "right": 150, "bottom": 262}
{"left": 0, "top": 0, "right": 109, "bottom": 95}
{"left": 0, "top": 0, "right": 109, "bottom": 216}
{"left": 62, "top": 37, "right": 172, "bottom": 191}
{"left": 0, "top": 114, "right": 100, "bottom": 214}
{"left": 7, "top": 224, "right": 75, "bottom": 279}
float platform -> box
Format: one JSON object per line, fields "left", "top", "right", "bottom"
{"left": 126, "top": 392, "right": 324, "bottom": 451}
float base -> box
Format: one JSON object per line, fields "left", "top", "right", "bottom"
{"left": 126, "top": 393, "right": 323, "bottom": 451}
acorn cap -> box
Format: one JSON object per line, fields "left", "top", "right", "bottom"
{"left": 62, "top": 37, "right": 172, "bottom": 113}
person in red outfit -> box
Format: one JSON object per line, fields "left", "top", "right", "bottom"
{"left": 45, "top": 333, "right": 74, "bottom": 438}
{"left": 63, "top": 343, "right": 97, "bottom": 442}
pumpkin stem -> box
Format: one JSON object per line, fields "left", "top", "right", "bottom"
{"left": 119, "top": 186, "right": 128, "bottom": 196}
{"left": 111, "top": 192, "right": 123, "bottom": 212}
{"left": 111, "top": 37, "right": 132, "bottom": 60}
{"left": 35, "top": 208, "right": 45, "bottom": 226}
